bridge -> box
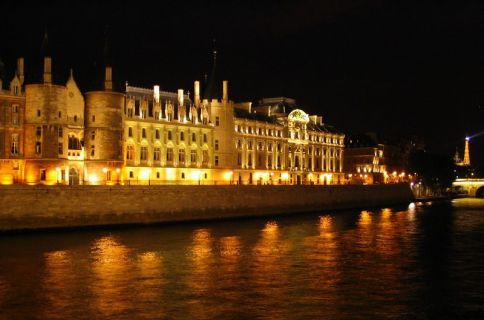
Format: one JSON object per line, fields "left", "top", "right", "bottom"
{"left": 452, "top": 179, "right": 484, "bottom": 197}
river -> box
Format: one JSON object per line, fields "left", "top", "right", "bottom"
{"left": 0, "top": 198, "right": 483, "bottom": 319}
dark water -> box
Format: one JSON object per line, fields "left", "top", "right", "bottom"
{"left": 1, "top": 199, "right": 483, "bottom": 319}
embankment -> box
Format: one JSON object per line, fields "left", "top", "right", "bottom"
{"left": 0, "top": 183, "right": 413, "bottom": 231}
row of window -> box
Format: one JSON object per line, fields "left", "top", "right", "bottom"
{"left": 237, "top": 153, "right": 340, "bottom": 171}
{"left": 126, "top": 146, "right": 210, "bottom": 164}
{"left": 128, "top": 127, "right": 209, "bottom": 144}
{"left": 236, "top": 124, "right": 282, "bottom": 137}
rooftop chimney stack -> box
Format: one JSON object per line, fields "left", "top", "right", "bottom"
{"left": 43, "top": 57, "right": 52, "bottom": 84}
{"left": 104, "top": 66, "right": 112, "bottom": 91}
{"left": 154, "top": 85, "right": 160, "bottom": 104}
{"left": 194, "top": 81, "right": 201, "bottom": 107}
{"left": 223, "top": 80, "right": 228, "bottom": 102}
{"left": 17, "top": 57, "right": 24, "bottom": 85}
{"left": 178, "top": 89, "right": 184, "bottom": 106}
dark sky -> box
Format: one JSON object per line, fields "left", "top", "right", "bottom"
{"left": 1, "top": 0, "right": 483, "bottom": 165}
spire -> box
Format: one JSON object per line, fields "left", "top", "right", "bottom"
{"left": 202, "top": 39, "right": 221, "bottom": 100}
{"left": 41, "top": 27, "right": 50, "bottom": 58}
{"left": 454, "top": 147, "right": 461, "bottom": 164}
{"left": 463, "top": 136, "right": 470, "bottom": 166}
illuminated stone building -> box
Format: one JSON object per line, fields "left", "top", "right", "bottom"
{"left": 0, "top": 44, "right": 345, "bottom": 185}
{"left": 344, "top": 133, "right": 413, "bottom": 184}
{"left": 232, "top": 98, "right": 344, "bottom": 185}
{"left": 0, "top": 58, "right": 25, "bottom": 184}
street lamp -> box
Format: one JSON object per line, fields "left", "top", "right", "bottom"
{"left": 102, "top": 167, "right": 108, "bottom": 185}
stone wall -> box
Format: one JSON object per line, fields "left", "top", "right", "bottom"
{"left": 0, "top": 183, "right": 414, "bottom": 231}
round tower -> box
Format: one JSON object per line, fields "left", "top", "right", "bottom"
{"left": 84, "top": 67, "right": 124, "bottom": 161}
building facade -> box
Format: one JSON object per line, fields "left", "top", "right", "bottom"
{"left": 0, "top": 55, "right": 345, "bottom": 185}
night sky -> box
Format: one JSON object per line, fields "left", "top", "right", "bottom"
{"left": 2, "top": 1, "right": 483, "bottom": 165}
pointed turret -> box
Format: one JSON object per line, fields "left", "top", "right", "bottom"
{"left": 202, "top": 39, "right": 222, "bottom": 101}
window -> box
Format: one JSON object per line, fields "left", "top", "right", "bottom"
{"left": 202, "top": 150, "right": 209, "bottom": 165}
{"left": 58, "top": 142, "right": 63, "bottom": 155}
{"left": 13, "top": 86, "right": 19, "bottom": 95}
{"left": 11, "top": 134, "right": 19, "bottom": 155}
{"left": 128, "top": 127, "right": 133, "bottom": 137}
{"left": 268, "top": 143, "right": 273, "bottom": 152}
{"left": 179, "top": 149, "right": 185, "bottom": 163}
{"left": 154, "top": 111, "right": 160, "bottom": 119}
{"left": 168, "top": 131, "right": 172, "bottom": 140}
{"left": 92, "top": 115, "right": 95, "bottom": 122}
{"left": 127, "top": 108, "right": 133, "bottom": 117}
{"left": 155, "top": 129, "right": 160, "bottom": 139}
{"left": 192, "top": 132, "right": 196, "bottom": 143}
{"left": 36, "top": 126, "right": 42, "bottom": 137}
{"left": 40, "top": 169, "right": 46, "bottom": 181}
{"left": 167, "top": 148, "right": 173, "bottom": 162}
{"left": 140, "top": 146, "right": 147, "bottom": 160}
{"left": 90, "top": 145, "right": 95, "bottom": 157}
{"left": 156, "top": 172, "right": 160, "bottom": 179}
{"left": 58, "top": 127, "right": 63, "bottom": 138}
{"left": 190, "top": 150, "right": 197, "bottom": 163}
{"left": 204, "top": 173, "right": 207, "bottom": 179}
{"left": 37, "top": 110, "right": 41, "bottom": 117}
{"left": 248, "top": 141, "right": 253, "bottom": 150}
{"left": 106, "top": 171, "right": 111, "bottom": 181}
{"left": 215, "top": 155, "right": 219, "bottom": 166}
{"left": 36, "top": 142, "right": 41, "bottom": 154}
{"left": 129, "top": 171, "right": 134, "bottom": 178}
{"left": 180, "top": 131, "right": 184, "bottom": 141}
{"left": 268, "top": 156, "right": 272, "bottom": 167}
{"left": 68, "top": 136, "right": 81, "bottom": 150}
{"left": 154, "top": 147, "right": 161, "bottom": 161}
{"left": 58, "top": 111, "right": 62, "bottom": 118}
{"left": 215, "top": 116, "right": 220, "bottom": 126}
{"left": 215, "top": 140, "right": 219, "bottom": 151}
{"left": 91, "top": 131, "right": 95, "bottom": 140}
{"left": 203, "top": 134, "right": 207, "bottom": 143}
{"left": 258, "top": 154, "right": 262, "bottom": 166}
{"left": 181, "top": 172, "right": 185, "bottom": 179}
{"left": 248, "top": 154, "right": 253, "bottom": 166}
{"left": 74, "top": 115, "right": 78, "bottom": 122}
{"left": 142, "top": 128, "right": 146, "bottom": 138}
{"left": 126, "top": 145, "right": 134, "bottom": 160}
{"left": 237, "top": 153, "right": 242, "bottom": 165}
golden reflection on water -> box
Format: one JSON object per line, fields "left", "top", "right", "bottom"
{"left": 251, "top": 221, "right": 290, "bottom": 319}
{"left": 42, "top": 250, "right": 75, "bottom": 319}
{"left": 302, "top": 215, "right": 339, "bottom": 313}
{"left": 0, "top": 277, "right": 9, "bottom": 309}
{"left": 186, "top": 228, "right": 215, "bottom": 319}
{"left": 90, "top": 236, "right": 133, "bottom": 318}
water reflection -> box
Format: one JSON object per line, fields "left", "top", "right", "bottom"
{"left": 90, "top": 236, "right": 133, "bottom": 318}
{"left": 0, "top": 199, "right": 482, "bottom": 319}
{"left": 185, "top": 228, "right": 216, "bottom": 319}
{"left": 42, "top": 250, "right": 76, "bottom": 319}
{"left": 250, "top": 221, "right": 291, "bottom": 319}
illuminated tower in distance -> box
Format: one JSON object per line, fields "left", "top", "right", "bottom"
{"left": 462, "top": 136, "right": 470, "bottom": 166}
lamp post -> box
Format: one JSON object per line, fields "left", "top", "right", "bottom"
{"left": 56, "top": 167, "right": 60, "bottom": 185}
{"left": 102, "top": 167, "right": 108, "bottom": 185}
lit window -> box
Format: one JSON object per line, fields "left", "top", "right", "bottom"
{"left": 215, "top": 116, "right": 220, "bottom": 126}
{"left": 180, "top": 131, "right": 184, "bottom": 141}
{"left": 215, "top": 140, "right": 219, "bottom": 151}
{"left": 142, "top": 128, "right": 146, "bottom": 138}
{"left": 140, "top": 146, "right": 147, "bottom": 160}
{"left": 154, "top": 147, "right": 161, "bottom": 161}
{"left": 179, "top": 149, "right": 185, "bottom": 164}
{"left": 90, "top": 145, "right": 95, "bottom": 157}
{"left": 215, "top": 155, "right": 219, "bottom": 166}
{"left": 167, "top": 148, "right": 173, "bottom": 162}
{"left": 126, "top": 145, "right": 134, "bottom": 160}
{"left": 58, "top": 142, "right": 63, "bottom": 155}
{"left": 128, "top": 127, "right": 133, "bottom": 137}
{"left": 11, "top": 134, "right": 19, "bottom": 155}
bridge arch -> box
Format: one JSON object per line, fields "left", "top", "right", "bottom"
{"left": 476, "top": 186, "right": 484, "bottom": 198}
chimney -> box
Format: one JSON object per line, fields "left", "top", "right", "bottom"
{"left": 223, "top": 80, "right": 228, "bottom": 102}
{"left": 178, "top": 89, "right": 184, "bottom": 106}
{"left": 194, "top": 81, "right": 201, "bottom": 106}
{"left": 17, "top": 57, "right": 24, "bottom": 85}
{"left": 43, "top": 57, "right": 52, "bottom": 84}
{"left": 104, "top": 66, "right": 112, "bottom": 91}
{"left": 154, "top": 85, "right": 160, "bottom": 104}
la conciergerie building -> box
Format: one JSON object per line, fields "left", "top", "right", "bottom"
{"left": 0, "top": 45, "right": 345, "bottom": 186}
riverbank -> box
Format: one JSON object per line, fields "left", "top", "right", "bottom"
{"left": 0, "top": 183, "right": 413, "bottom": 232}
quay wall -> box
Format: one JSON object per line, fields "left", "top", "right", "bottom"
{"left": 0, "top": 184, "right": 414, "bottom": 231}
